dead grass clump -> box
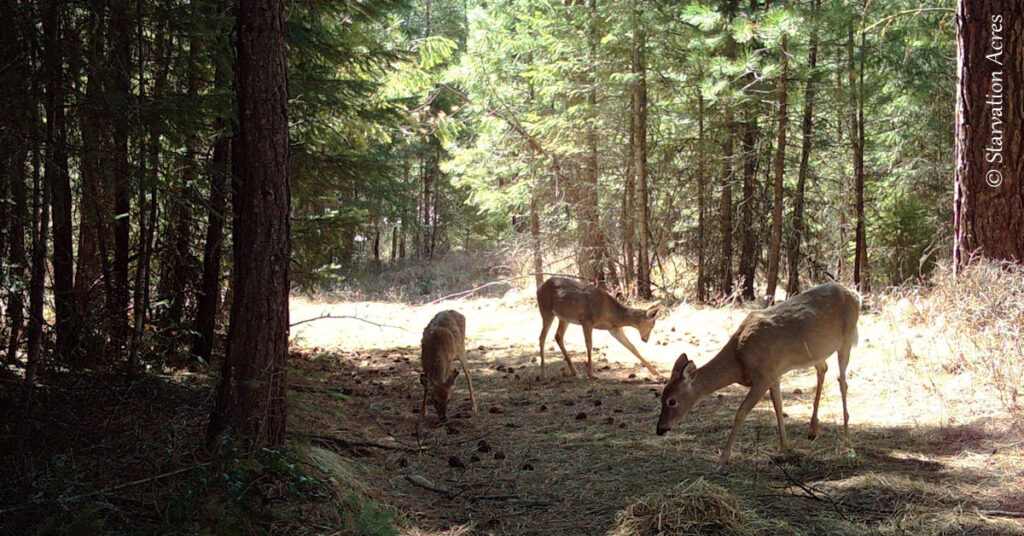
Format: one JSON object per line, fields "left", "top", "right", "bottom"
{"left": 606, "top": 478, "right": 797, "bottom": 536}
{"left": 892, "top": 260, "right": 1024, "bottom": 426}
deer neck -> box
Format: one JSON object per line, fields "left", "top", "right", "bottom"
{"left": 610, "top": 305, "right": 644, "bottom": 328}
{"left": 694, "top": 337, "right": 744, "bottom": 397}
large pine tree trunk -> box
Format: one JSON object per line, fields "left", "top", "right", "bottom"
{"left": 786, "top": 4, "right": 818, "bottom": 297}
{"left": 207, "top": 0, "right": 291, "bottom": 446}
{"left": 765, "top": 30, "right": 788, "bottom": 300}
{"left": 954, "top": 0, "right": 1024, "bottom": 269}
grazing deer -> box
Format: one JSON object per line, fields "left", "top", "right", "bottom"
{"left": 656, "top": 282, "right": 860, "bottom": 466}
{"left": 537, "top": 277, "right": 661, "bottom": 380}
{"left": 420, "top": 310, "right": 476, "bottom": 422}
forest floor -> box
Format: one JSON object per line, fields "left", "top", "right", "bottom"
{"left": 288, "top": 287, "right": 1024, "bottom": 536}
{"left": 2, "top": 279, "right": 1022, "bottom": 535}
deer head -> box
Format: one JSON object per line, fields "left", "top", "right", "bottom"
{"left": 656, "top": 353, "right": 699, "bottom": 435}
{"left": 420, "top": 369, "right": 460, "bottom": 422}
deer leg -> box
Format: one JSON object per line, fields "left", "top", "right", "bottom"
{"left": 608, "top": 327, "right": 662, "bottom": 377}
{"left": 809, "top": 362, "right": 827, "bottom": 439}
{"left": 582, "top": 324, "right": 595, "bottom": 379}
{"left": 769, "top": 380, "right": 789, "bottom": 451}
{"left": 720, "top": 382, "right": 772, "bottom": 467}
{"left": 837, "top": 346, "right": 851, "bottom": 434}
{"left": 420, "top": 387, "right": 428, "bottom": 418}
{"left": 538, "top": 312, "right": 554, "bottom": 380}
{"left": 458, "top": 354, "right": 477, "bottom": 412}
{"left": 554, "top": 319, "right": 577, "bottom": 377}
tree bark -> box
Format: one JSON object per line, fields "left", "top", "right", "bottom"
{"left": 954, "top": 0, "right": 1024, "bottom": 270}
{"left": 4, "top": 137, "right": 26, "bottom": 364}
{"left": 719, "top": 113, "right": 735, "bottom": 297}
{"left": 207, "top": 0, "right": 291, "bottom": 446}
{"left": 25, "top": 136, "right": 50, "bottom": 385}
{"left": 765, "top": 29, "right": 788, "bottom": 300}
{"left": 738, "top": 112, "right": 758, "bottom": 301}
{"left": 786, "top": 3, "right": 818, "bottom": 297}
{"left": 111, "top": 0, "right": 132, "bottom": 361}
{"left": 850, "top": 28, "right": 869, "bottom": 292}
{"left": 632, "top": 0, "right": 651, "bottom": 299}
{"left": 190, "top": 58, "right": 231, "bottom": 367}
{"left": 44, "top": 0, "right": 77, "bottom": 365}
{"left": 530, "top": 196, "right": 543, "bottom": 288}
{"left": 696, "top": 91, "right": 708, "bottom": 303}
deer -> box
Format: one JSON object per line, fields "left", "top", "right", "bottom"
{"left": 537, "top": 276, "right": 661, "bottom": 380}
{"left": 420, "top": 310, "right": 476, "bottom": 422}
{"left": 656, "top": 282, "right": 860, "bottom": 467}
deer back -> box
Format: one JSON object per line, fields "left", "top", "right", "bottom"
{"left": 734, "top": 282, "right": 860, "bottom": 377}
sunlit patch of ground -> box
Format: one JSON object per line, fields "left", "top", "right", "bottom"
{"left": 289, "top": 292, "right": 1024, "bottom": 536}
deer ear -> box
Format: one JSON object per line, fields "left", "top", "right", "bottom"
{"left": 670, "top": 353, "right": 690, "bottom": 379}
{"left": 646, "top": 305, "right": 660, "bottom": 319}
{"left": 682, "top": 361, "right": 697, "bottom": 381}
{"left": 419, "top": 374, "right": 430, "bottom": 387}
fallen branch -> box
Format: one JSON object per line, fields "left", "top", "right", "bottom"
{"left": 289, "top": 313, "right": 413, "bottom": 332}
{"left": 289, "top": 384, "right": 351, "bottom": 395}
{"left": 404, "top": 474, "right": 551, "bottom": 507}
{"left": 424, "top": 272, "right": 594, "bottom": 305}
{"left": 307, "top": 434, "right": 422, "bottom": 453}
{"left": 0, "top": 464, "right": 208, "bottom": 514}
{"left": 774, "top": 461, "right": 851, "bottom": 522}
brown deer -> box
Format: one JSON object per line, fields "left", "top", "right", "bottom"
{"left": 420, "top": 310, "right": 476, "bottom": 422}
{"left": 537, "top": 277, "right": 661, "bottom": 380}
{"left": 656, "top": 282, "right": 860, "bottom": 466}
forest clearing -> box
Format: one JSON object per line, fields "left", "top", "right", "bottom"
{"left": 6, "top": 257, "right": 1022, "bottom": 535}
{"left": 284, "top": 273, "right": 1024, "bottom": 535}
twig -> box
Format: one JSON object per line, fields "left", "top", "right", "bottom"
{"left": 423, "top": 272, "right": 597, "bottom": 305}
{"left": 470, "top": 494, "right": 551, "bottom": 507}
{"left": 307, "top": 434, "right": 422, "bottom": 453}
{"left": 774, "top": 460, "right": 851, "bottom": 522}
{"left": 406, "top": 474, "right": 453, "bottom": 495}
{"left": 289, "top": 384, "right": 351, "bottom": 395}
{"left": 0, "top": 464, "right": 208, "bottom": 514}
{"left": 289, "top": 313, "right": 413, "bottom": 332}
{"left": 404, "top": 474, "right": 551, "bottom": 507}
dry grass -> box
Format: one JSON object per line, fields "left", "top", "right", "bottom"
{"left": 287, "top": 263, "right": 1024, "bottom": 536}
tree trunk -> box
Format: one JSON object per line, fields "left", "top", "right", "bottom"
{"left": 207, "top": 0, "right": 291, "bottom": 446}
{"left": 786, "top": 3, "right": 818, "bottom": 297}
{"left": 765, "top": 29, "right": 788, "bottom": 300}
{"left": 530, "top": 196, "right": 544, "bottom": 288}
{"left": 738, "top": 112, "right": 758, "bottom": 301}
{"left": 391, "top": 224, "right": 398, "bottom": 263}
{"left": 850, "top": 28, "right": 869, "bottom": 292}
{"left": 696, "top": 91, "right": 708, "bottom": 303}
{"left": 954, "top": 0, "right": 1024, "bottom": 270}
{"left": 5, "top": 142, "right": 26, "bottom": 364}
{"left": 44, "top": 0, "right": 77, "bottom": 366}
{"left": 719, "top": 112, "right": 735, "bottom": 296}
{"left": 189, "top": 60, "right": 231, "bottom": 367}
{"left": 25, "top": 137, "right": 50, "bottom": 385}
{"left": 110, "top": 1, "right": 132, "bottom": 361}
{"left": 632, "top": 0, "right": 651, "bottom": 299}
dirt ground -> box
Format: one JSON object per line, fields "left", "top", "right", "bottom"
{"left": 288, "top": 289, "right": 1024, "bottom": 536}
